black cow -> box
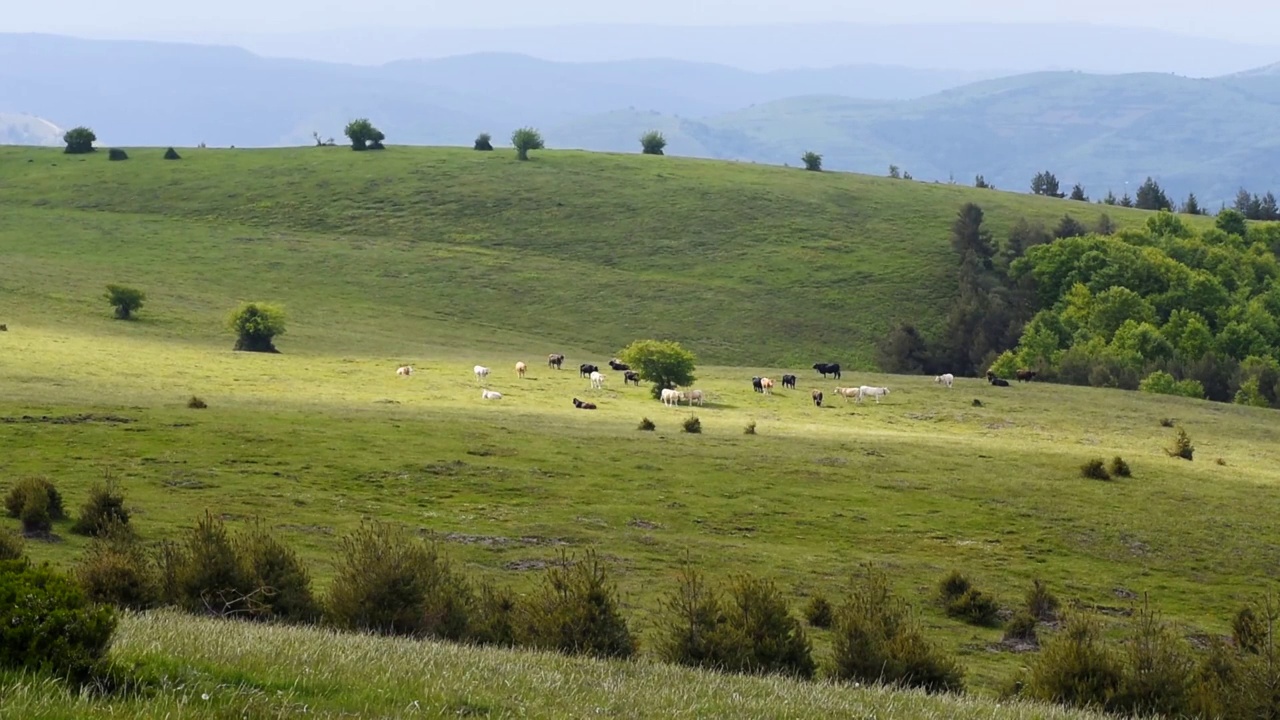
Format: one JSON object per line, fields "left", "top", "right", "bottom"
{"left": 813, "top": 362, "right": 841, "bottom": 379}
{"left": 989, "top": 375, "right": 1010, "bottom": 387}
{"left": 752, "top": 376, "right": 764, "bottom": 393}
{"left": 1016, "top": 369, "right": 1038, "bottom": 382}
{"left": 623, "top": 371, "right": 640, "bottom": 386}
{"left": 580, "top": 363, "right": 599, "bottom": 377}
{"left": 572, "top": 398, "right": 598, "bottom": 409}
{"left": 781, "top": 374, "right": 797, "bottom": 389}
{"left": 812, "top": 390, "right": 823, "bottom": 407}
{"left": 608, "top": 358, "right": 631, "bottom": 371}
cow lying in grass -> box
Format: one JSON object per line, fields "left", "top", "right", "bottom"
{"left": 572, "top": 398, "right": 597, "bottom": 410}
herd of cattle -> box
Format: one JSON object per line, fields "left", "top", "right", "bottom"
{"left": 391, "top": 357, "right": 1040, "bottom": 412}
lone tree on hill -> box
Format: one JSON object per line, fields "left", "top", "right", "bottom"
{"left": 63, "top": 127, "right": 97, "bottom": 154}
{"left": 229, "top": 302, "right": 286, "bottom": 353}
{"left": 343, "top": 118, "right": 385, "bottom": 151}
{"left": 801, "top": 151, "right": 823, "bottom": 171}
{"left": 640, "top": 130, "right": 667, "bottom": 155}
{"left": 974, "top": 175, "right": 992, "bottom": 189}
{"left": 474, "top": 132, "right": 493, "bottom": 151}
{"left": 1069, "top": 183, "right": 1088, "bottom": 201}
{"left": 104, "top": 284, "right": 146, "bottom": 320}
{"left": 617, "top": 339, "right": 697, "bottom": 399}
{"left": 1030, "top": 171, "right": 1064, "bottom": 198}
{"left": 511, "top": 127, "right": 544, "bottom": 161}
{"left": 1182, "top": 193, "right": 1203, "bottom": 215}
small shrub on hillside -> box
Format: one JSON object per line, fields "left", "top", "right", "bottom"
{"left": 1167, "top": 428, "right": 1194, "bottom": 460}
{"left": 72, "top": 479, "right": 130, "bottom": 537}
{"left": 1080, "top": 458, "right": 1112, "bottom": 480}
{"left": 229, "top": 302, "right": 286, "bottom": 353}
{"left": 804, "top": 594, "right": 834, "bottom": 629}
{"left": 0, "top": 559, "right": 117, "bottom": 682}
{"left": 638, "top": 417, "right": 655, "bottom": 431}
{"left": 1160, "top": 417, "right": 1175, "bottom": 428}
{"left": 237, "top": 522, "right": 320, "bottom": 624}
{"left": 1109, "top": 456, "right": 1131, "bottom": 478}
{"left": 1216, "top": 457, "right": 1228, "bottom": 466}
{"left": 1020, "top": 612, "right": 1124, "bottom": 710}
{"left": 640, "top": 130, "right": 667, "bottom": 156}
{"left": 743, "top": 420, "right": 756, "bottom": 435}
{"left": 471, "top": 581, "right": 519, "bottom": 647}
{"left": 187, "top": 395, "right": 207, "bottom": 409}
{"left": 723, "top": 575, "right": 816, "bottom": 678}
{"left": 521, "top": 549, "right": 636, "bottom": 659}
{"left": 107, "top": 148, "right": 128, "bottom": 161}
{"left": 154, "top": 540, "right": 183, "bottom": 606}
{"left": 473, "top": 133, "right": 493, "bottom": 151}
{"left": 1004, "top": 610, "right": 1038, "bottom": 644}
{"left": 656, "top": 563, "right": 730, "bottom": 668}
{"left": 938, "top": 570, "right": 971, "bottom": 602}
{"left": 682, "top": 416, "right": 702, "bottom": 434}
{"left": 1114, "top": 600, "right": 1195, "bottom": 717}
{"left": 5, "top": 477, "right": 65, "bottom": 521}
{"left": 104, "top": 284, "right": 145, "bottom": 320}
{"left": 327, "top": 520, "right": 475, "bottom": 640}
{"left": 75, "top": 527, "right": 160, "bottom": 610}
{"left": 1234, "top": 605, "right": 1264, "bottom": 654}
{"left": 831, "top": 564, "right": 965, "bottom": 693}
{"left": 1027, "top": 579, "right": 1061, "bottom": 622}
{"left": 1189, "top": 637, "right": 1249, "bottom": 720}
{"left": 938, "top": 572, "right": 999, "bottom": 628}
{"left": 19, "top": 490, "right": 52, "bottom": 536}
{"left": 511, "top": 127, "right": 544, "bottom": 161}
{"left": 163, "top": 147, "right": 181, "bottom": 160}
{"left": 173, "top": 511, "right": 255, "bottom": 617}
{"left": 0, "top": 530, "right": 24, "bottom": 560}
{"left": 801, "top": 151, "right": 822, "bottom": 171}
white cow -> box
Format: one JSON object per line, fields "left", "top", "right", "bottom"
{"left": 590, "top": 371, "right": 605, "bottom": 389}
{"left": 833, "top": 387, "right": 860, "bottom": 403}
{"left": 481, "top": 390, "right": 503, "bottom": 400}
{"left": 935, "top": 373, "right": 954, "bottom": 388}
{"left": 396, "top": 365, "right": 413, "bottom": 377}
{"left": 516, "top": 361, "right": 527, "bottom": 378}
{"left": 661, "top": 388, "right": 681, "bottom": 407}
{"left": 474, "top": 365, "right": 490, "bottom": 383}
{"left": 685, "top": 389, "right": 705, "bottom": 406}
{"left": 857, "top": 386, "right": 890, "bottom": 403}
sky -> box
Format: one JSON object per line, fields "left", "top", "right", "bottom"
{"left": 7, "top": 0, "right": 1280, "bottom": 45}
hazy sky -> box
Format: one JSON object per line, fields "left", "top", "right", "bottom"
{"left": 7, "top": 0, "right": 1280, "bottom": 45}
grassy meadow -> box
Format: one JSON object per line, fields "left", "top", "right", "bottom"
{"left": 0, "top": 145, "right": 1269, "bottom": 714}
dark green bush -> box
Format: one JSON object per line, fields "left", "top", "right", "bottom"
{"left": 682, "top": 416, "right": 702, "bottom": 433}
{"left": 107, "top": 148, "right": 128, "bottom": 161}
{"left": 657, "top": 564, "right": 730, "bottom": 669}
{"left": 804, "top": 594, "right": 834, "bottom": 629}
{"left": 71, "top": 480, "right": 130, "bottom": 537}
{"left": 1234, "top": 605, "right": 1264, "bottom": 654}
{"left": 172, "top": 511, "right": 255, "bottom": 617}
{"left": 20, "top": 489, "right": 52, "bottom": 536}
{"left": 1114, "top": 601, "right": 1195, "bottom": 717}
{"left": 947, "top": 588, "right": 1002, "bottom": 627}
{"left": 938, "top": 570, "right": 971, "bottom": 602}
{"left": 5, "top": 477, "right": 66, "bottom": 521}
{"left": 831, "top": 565, "right": 965, "bottom": 693}
{"left": 237, "top": 522, "right": 320, "bottom": 624}
{"left": 520, "top": 549, "right": 636, "bottom": 659}
{"left": 0, "top": 559, "right": 117, "bottom": 682}
{"left": 1021, "top": 612, "right": 1124, "bottom": 710}
{"left": 719, "top": 575, "right": 815, "bottom": 678}
{"left": 187, "top": 395, "right": 208, "bottom": 409}
{"left": 1109, "top": 456, "right": 1132, "bottom": 478}
{"left": 1189, "top": 637, "right": 1249, "bottom": 719}
{"left": 743, "top": 420, "right": 757, "bottom": 435}
{"left": 326, "top": 520, "right": 474, "bottom": 640}
{"left": 1004, "top": 611, "right": 1038, "bottom": 643}
{"left": 473, "top": 133, "right": 493, "bottom": 151}
{"left": 75, "top": 528, "right": 159, "bottom": 610}
{"left": 1080, "top": 458, "right": 1111, "bottom": 480}
{"left": 1026, "top": 579, "right": 1061, "bottom": 622}
{"left": 0, "top": 530, "right": 24, "bottom": 560}
{"left": 1167, "top": 428, "right": 1194, "bottom": 460}
{"left": 163, "top": 147, "right": 181, "bottom": 160}
{"left": 1159, "top": 417, "right": 1175, "bottom": 428}
{"left": 638, "top": 417, "right": 656, "bottom": 431}
{"left": 471, "top": 581, "right": 519, "bottom": 647}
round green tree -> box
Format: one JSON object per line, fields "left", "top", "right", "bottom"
{"left": 63, "top": 126, "right": 97, "bottom": 154}
{"left": 618, "top": 339, "right": 697, "bottom": 399}
{"left": 801, "top": 151, "right": 822, "bottom": 171}
{"left": 511, "top": 127, "right": 544, "bottom": 161}
{"left": 343, "top": 118, "right": 384, "bottom": 151}
{"left": 640, "top": 130, "right": 666, "bottom": 155}
{"left": 229, "top": 302, "right": 286, "bottom": 353}
{"left": 104, "top": 284, "right": 146, "bottom": 320}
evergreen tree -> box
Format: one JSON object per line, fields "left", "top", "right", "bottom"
{"left": 1054, "top": 215, "right": 1089, "bottom": 239}
{"left": 1260, "top": 192, "right": 1280, "bottom": 221}
{"left": 1103, "top": 190, "right": 1118, "bottom": 206}
{"left": 1031, "top": 171, "right": 1064, "bottom": 198}
{"left": 1120, "top": 193, "right": 1135, "bottom": 208}
{"left": 1069, "top": 183, "right": 1088, "bottom": 201}
{"left": 1181, "top": 193, "right": 1203, "bottom": 215}
{"left": 1135, "top": 177, "right": 1173, "bottom": 211}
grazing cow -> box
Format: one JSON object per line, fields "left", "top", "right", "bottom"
{"left": 760, "top": 377, "right": 775, "bottom": 394}
{"left": 396, "top": 365, "right": 413, "bottom": 377}
{"left": 608, "top": 358, "right": 630, "bottom": 371}
{"left": 812, "top": 390, "right": 823, "bottom": 407}
{"left": 685, "top": 389, "right": 705, "bottom": 406}
{"left": 934, "top": 373, "right": 954, "bottom": 388}
{"left": 856, "top": 386, "right": 890, "bottom": 403}
{"left": 580, "top": 363, "right": 599, "bottom": 377}
{"left": 661, "top": 388, "right": 682, "bottom": 407}
{"left": 813, "top": 363, "right": 842, "bottom": 379}
{"left": 590, "top": 371, "right": 605, "bottom": 389}
{"left": 1016, "top": 369, "right": 1038, "bottom": 382}
{"left": 623, "top": 371, "right": 640, "bottom": 386}
{"left": 548, "top": 353, "right": 565, "bottom": 370}
{"left": 0, "top": 324, "right": 7, "bottom": 332}
{"left": 752, "top": 376, "right": 764, "bottom": 393}
{"left": 481, "top": 390, "right": 502, "bottom": 400}
{"left": 781, "top": 374, "right": 797, "bottom": 389}
{"left": 516, "top": 361, "right": 527, "bottom": 378}
{"left": 833, "top": 387, "right": 860, "bottom": 403}
{"left": 990, "top": 377, "right": 1011, "bottom": 387}
{"left": 474, "top": 365, "right": 490, "bottom": 383}
{"left": 572, "top": 398, "right": 597, "bottom": 410}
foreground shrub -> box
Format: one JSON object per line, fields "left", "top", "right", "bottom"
{"left": 471, "top": 581, "right": 519, "bottom": 647}
{"left": 1108, "top": 456, "right": 1132, "bottom": 478}
{"left": 1234, "top": 605, "right": 1264, "bottom": 654}
{"left": 75, "top": 528, "right": 159, "bottom": 610}
{"left": 521, "top": 549, "right": 636, "bottom": 659}
{"left": 1021, "top": 612, "right": 1123, "bottom": 710}
{"left": 5, "top": 477, "right": 65, "bottom": 521}
{"left": 682, "top": 416, "right": 702, "bottom": 433}
{"left": 719, "top": 575, "right": 815, "bottom": 678}
{"left": 1167, "top": 428, "right": 1194, "bottom": 460}
{"left": 831, "top": 565, "right": 965, "bottom": 693}
{"left": 172, "top": 511, "right": 255, "bottom": 616}
{"left": 1189, "top": 637, "right": 1249, "bottom": 719}
{"left": 0, "top": 559, "right": 117, "bottom": 682}
{"left": 804, "top": 594, "right": 834, "bottom": 629}
{"left": 1114, "top": 601, "right": 1195, "bottom": 717}
{"left": 326, "top": 520, "right": 474, "bottom": 639}
{"left": 1026, "top": 579, "right": 1061, "bottom": 622}
{"left": 638, "top": 417, "right": 655, "bottom": 431}
{"left": 71, "top": 479, "right": 130, "bottom": 537}
{"left": 19, "top": 489, "right": 52, "bottom": 536}
{"left": 237, "top": 522, "right": 320, "bottom": 624}
{"left": 0, "top": 530, "right": 24, "bottom": 560}
{"left": 229, "top": 302, "right": 286, "bottom": 353}
{"left": 657, "top": 564, "right": 729, "bottom": 669}
{"left": 1080, "top": 458, "right": 1111, "bottom": 480}
{"left": 1004, "top": 610, "right": 1038, "bottom": 644}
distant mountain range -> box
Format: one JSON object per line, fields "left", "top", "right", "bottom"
{"left": 3, "top": 32, "right": 1279, "bottom": 206}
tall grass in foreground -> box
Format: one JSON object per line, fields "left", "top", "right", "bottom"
{"left": 0, "top": 611, "right": 1115, "bottom": 719}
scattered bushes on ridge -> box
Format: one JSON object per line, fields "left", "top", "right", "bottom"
{"left": 1080, "top": 458, "right": 1111, "bottom": 480}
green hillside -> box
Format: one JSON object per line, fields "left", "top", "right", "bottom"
{"left": 0, "top": 145, "right": 1162, "bottom": 366}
